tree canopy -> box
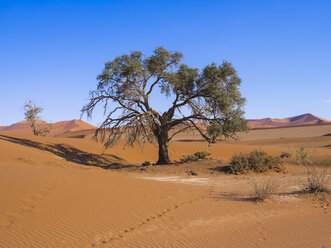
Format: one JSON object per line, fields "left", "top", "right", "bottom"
{"left": 82, "top": 47, "right": 247, "bottom": 164}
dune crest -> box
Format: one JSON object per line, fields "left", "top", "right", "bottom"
{"left": 249, "top": 113, "right": 330, "bottom": 129}
{"left": 0, "top": 119, "right": 96, "bottom": 136}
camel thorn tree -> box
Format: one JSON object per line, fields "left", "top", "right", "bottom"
{"left": 82, "top": 47, "right": 247, "bottom": 164}
{"left": 23, "top": 100, "right": 50, "bottom": 136}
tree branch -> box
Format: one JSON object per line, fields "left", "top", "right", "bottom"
{"left": 167, "top": 124, "right": 193, "bottom": 142}
{"left": 146, "top": 77, "right": 161, "bottom": 95}
{"left": 189, "top": 120, "right": 211, "bottom": 143}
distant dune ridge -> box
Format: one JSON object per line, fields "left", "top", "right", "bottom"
{"left": 0, "top": 114, "right": 329, "bottom": 136}
{"left": 248, "top": 113, "right": 330, "bottom": 129}
{"left": 0, "top": 119, "right": 97, "bottom": 136}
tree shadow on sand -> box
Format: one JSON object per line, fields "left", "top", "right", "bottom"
{"left": 174, "top": 139, "right": 206, "bottom": 143}
{"left": 209, "top": 165, "right": 232, "bottom": 174}
{"left": 0, "top": 134, "right": 135, "bottom": 170}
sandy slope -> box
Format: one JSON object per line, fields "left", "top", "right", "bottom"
{"left": 239, "top": 122, "right": 331, "bottom": 141}
{"left": 0, "top": 161, "right": 210, "bottom": 247}
{"left": 0, "top": 127, "right": 331, "bottom": 247}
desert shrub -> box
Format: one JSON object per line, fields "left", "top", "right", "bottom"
{"left": 180, "top": 151, "right": 211, "bottom": 163}
{"left": 141, "top": 161, "right": 151, "bottom": 167}
{"left": 252, "top": 177, "right": 279, "bottom": 202}
{"left": 193, "top": 151, "right": 211, "bottom": 159}
{"left": 229, "top": 153, "right": 249, "bottom": 174}
{"left": 296, "top": 147, "right": 312, "bottom": 165}
{"left": 248, "top": 150, "right": 271, "bottom": 173}
{"left": 229, "top": 150, "right": 284, "bottom": 174}
{"left": 303, "top": 166, "right": 330, "bottom": 194}
{"left": 280, "top": 152, "right": 292, "bottom": 159}
{"left": 248, "top": 150, "right": 284, "bottom": 173}
{"left": 266, "top": 155, "right": 284, "bottom": 172}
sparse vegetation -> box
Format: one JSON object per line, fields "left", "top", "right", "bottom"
{"left": 180, "top": 151, "right": 211, "bottom": 163}
{"left": 303, "top": 166, "right": 330, "bottom": 194}
{"left": 296, "top": 147, "right": 312, "bottom": 165}
{"left": 229, "top": 150, "right": 284, "bottom": 174}
{"left": 252, "top": 177, "right": 279, "bottom": 202}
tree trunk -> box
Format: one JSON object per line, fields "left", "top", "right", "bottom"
{"left": 30, "top": 120, "right": 39, "bottom": 136}
{"left": 156, "top": 129, "right": 170, "bottom": 165}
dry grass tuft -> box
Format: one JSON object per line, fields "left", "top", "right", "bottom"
{"left": 252, "top": 177, "right": 279, "bottom": 202}
{"left": 303, "top": 166, "right": 330, "bottom": 194}
{"left": 296, "top": 147, "right": 313, "bottom": 165}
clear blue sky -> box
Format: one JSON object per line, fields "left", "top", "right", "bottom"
{"left": 1, "top": 0, "right": 330, "bottom": 126}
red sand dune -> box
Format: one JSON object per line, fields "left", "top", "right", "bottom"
{"left": 1, "top": 113, "right": 330, "bottom": 136}
{"left": 50, "top": 119, "right": 97, "bottom": 136}
{"left": 248, "top": 113, "right": 330, "bottom": 129}
{"left": 0, "top": 119, "right": 96, "bottom": 136}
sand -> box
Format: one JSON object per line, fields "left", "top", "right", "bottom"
{"left": 0, "top": 124, "right": 331, "bottom": 247}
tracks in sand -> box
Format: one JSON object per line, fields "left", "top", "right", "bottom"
{"left": 88, "top": 194, "right": 209, "bottom": 247}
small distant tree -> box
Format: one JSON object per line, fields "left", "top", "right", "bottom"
{"left": 82, "top": 47, "right": 247, "bottom": 164}
{"left": 23, "top": 100, "right": 50, "bottom": 136}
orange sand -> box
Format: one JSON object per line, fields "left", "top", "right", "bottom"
{"left": 0, "top": 124, "right": 330, "bottom": 247}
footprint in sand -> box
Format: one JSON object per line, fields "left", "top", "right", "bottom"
{"left": 89, "top": 194, "right": 209, "bottom": 247}
{"left": 1, "top": 185, "right": 54, "bottom": 228}
{"left": 20, "top": 203, "right": 37, "bottom": 213}
{"left": 1, "top": 214, "right": 17, "bottom": 228}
